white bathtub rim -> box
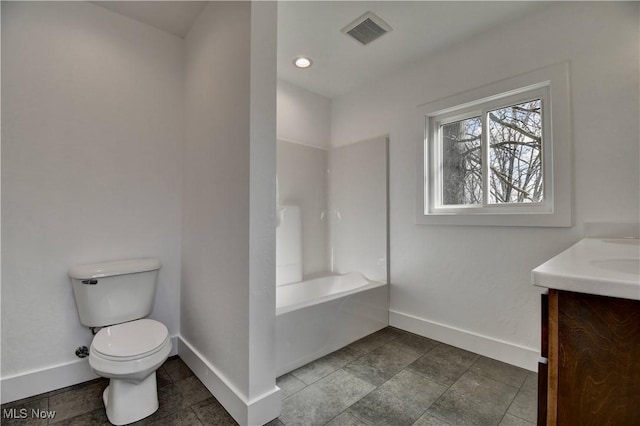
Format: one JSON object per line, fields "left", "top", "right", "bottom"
{"left": 276, "top": 272, "right": 387, "bottom": 316}
{"left": 276, "top": 271, "right": 380, "bottom": 289}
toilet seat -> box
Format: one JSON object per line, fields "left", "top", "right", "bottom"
{"left": 89, "top": 320, "right": 172, "bottom": 426}
{"left": 92, "top": 319, "right": 169, "bottom": 362}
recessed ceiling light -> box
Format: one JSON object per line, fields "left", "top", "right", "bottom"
{"left": 293, "top": 56, "right": 313, "bottom": 69}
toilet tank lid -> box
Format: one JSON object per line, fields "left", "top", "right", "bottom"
{"left": 69, "top": 258, "right": 161, "bottom": 279}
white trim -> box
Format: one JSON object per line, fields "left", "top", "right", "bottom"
{"left": 416, "top": 61, "right": 573, "bottom": 227}
{"left": 0, "top": 335, "right": 179, "bottom": 404}
{"left": 389, "top": 310, "right": 539, "bottom": 372}
{"left": 429, "top": 89, "right": 550, "bottom": 214}
{"left": 277, "top": 137, "right": 329, "bottom": 151}
{"left": 178, "top": 336, "right": 281, "bottom": 426}
{"left": 0, "top": 359, "right": 98, "bottom": 405}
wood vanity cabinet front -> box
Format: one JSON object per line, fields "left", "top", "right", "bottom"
{"left": 539, "top": 290, "right": 640, "bottom": 426}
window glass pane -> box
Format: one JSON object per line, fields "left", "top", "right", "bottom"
{"left": 441, "top": 116, "right": 482, "bottom": 205}
{"left": 488, "top": 99, "right": 543, "bottom": 204}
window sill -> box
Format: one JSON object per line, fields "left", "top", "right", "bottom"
{"left": 416, "top": 210, "right": 572, "bottom": 227}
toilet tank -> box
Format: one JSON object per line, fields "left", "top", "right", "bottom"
{"left": 69, "top": 258, "right": 161, "bottom": 327}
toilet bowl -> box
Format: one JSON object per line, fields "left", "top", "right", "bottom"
{"left": 89, "top": 319, "right": 172, "bottom": 425}
{"left": 70, "top": 258, "right": 169, "bottom": 425}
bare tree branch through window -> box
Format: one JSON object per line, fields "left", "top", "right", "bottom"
{"left": 439, "top": 99, "right": 543, "bottom": 206}
{"left": 488, "top": 99, "right": 542, "bottom": 204}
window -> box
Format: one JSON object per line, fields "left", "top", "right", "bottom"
{"left": 416, "top": 63, "right": 572, "bottom": 227}
{"left": 432, "top": 89, "right": 549, "bottom": 213}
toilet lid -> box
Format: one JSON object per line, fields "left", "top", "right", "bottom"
{"left": 92, "top": 319, "right": 169, "bottom": 360}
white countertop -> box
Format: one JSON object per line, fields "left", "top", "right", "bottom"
{"left": 532, "top": 238, "right": 640, "bottom": 300}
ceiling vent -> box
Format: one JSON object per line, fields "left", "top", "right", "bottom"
{"left": 341, "top": 11, "right": 393, "bottom": 46}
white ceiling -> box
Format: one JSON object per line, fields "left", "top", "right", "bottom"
{"left": 278, "top": 1, "right": 549, "bottom": 98}
{"left": 91, "top": 1, "right": 549, "bottom": 98}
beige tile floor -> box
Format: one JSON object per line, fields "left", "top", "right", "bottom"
{"left": 1, "top": 328, "right": 537, "bottom": 426}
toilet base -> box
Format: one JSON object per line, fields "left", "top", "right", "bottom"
{"left": 103, "top": 372, "right": 159, "bottom": 425}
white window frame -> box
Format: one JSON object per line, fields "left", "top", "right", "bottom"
{"left": 416, "top": 62, "right": 573, "bottom": 227}
{"left": 430, "top": 86, "right": 550, "bottom": 214}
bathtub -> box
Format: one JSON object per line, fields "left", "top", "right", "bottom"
{"left": 276, "top": 272, "right": 389, "bottom": 376}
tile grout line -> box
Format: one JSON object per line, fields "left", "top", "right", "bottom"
{"left": 344, "top": 405, "right": 373, "bottom": 426}
{"left": 467, "top": 356, "right": 531, "bottom": 390}
{"left": 336, "top": 338, "right": 446, "bottom": 426}
{"left": 409, "top": 353, "right": 478, "bottom": 426}
{"left": 497, "top": 370, "right": 534, "bottom": 425}
{"left": 404, "top": 362, "right": 455, "bottom": 426}
{"left": 283, "top": 334, "right": 386, "bottom": 397}
{"left": 283, "top": 332, "right": 409, "bottom": 426}
{"left": 188, "top": 405, "right": 205, "bottom": 426}
{"left": 312, "top": 330, "right": 456, "bottom": 426}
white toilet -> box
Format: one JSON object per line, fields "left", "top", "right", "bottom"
{"left": 69, "top": 258, "right": 171, "bottom": 425}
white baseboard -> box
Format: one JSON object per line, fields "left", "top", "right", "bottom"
{"left": 178, "top": 337, "right": 281, "bottom": 426}
{"left": 389, "top": 310, "right": 539, "bottom": 372}
{"left": 0, "top": 358, "right": 98, "bottom": 405}
{"left": 0, "top": 335, "right": 180, "bottom": 404}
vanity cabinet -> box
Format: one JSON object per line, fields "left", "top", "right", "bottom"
{"left": 539, "top": 290, "right": 640, "bottom": 425}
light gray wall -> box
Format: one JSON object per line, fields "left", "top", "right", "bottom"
{"left": 1, "top": 1, "right": 183, "bottom": 378}
{"left": 276, "top": 80, "right": 332, "bottom": 277}
{"left": 331, "top": 2, "right": 639, "bottom": 368}
{"left": 329, "top": 137, "right": 388, "bottom": 283}
{"left": 247, "top": 0, "right": 278, "bottom": 403}
{"left": 182, "top": 0, "right": 277, "bottom": 406}
{"left": 277, "top": 79, "right": 331, "bottom": 149}
{"left": 277, "top": 140, "right": 329, "bottom": 277}
{"left": 182, "top": 0, "right": 251, "bottom": 397}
